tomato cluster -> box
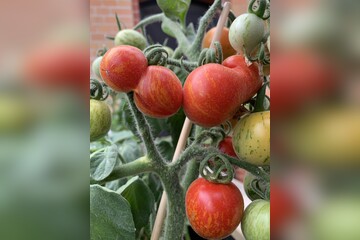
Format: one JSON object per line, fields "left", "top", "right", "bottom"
{"left": 100, "top": 45, "right": 183, "bottom": 118}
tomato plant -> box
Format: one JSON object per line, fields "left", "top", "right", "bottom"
{"left": 202, "top": 27, "right": 236, "bottom": 59}
{"left": 134, "top": 66, "right": 183, "bottom": 118}
{"left": 233, "top": 111, "right": 270, "bottom": 166}
{"left": 241, "top": 199, "right": 270, "bottom": 240}
{"left": 90, "top": 99, "right": 112, "bottom": 142}
{"left": 100, "top": 45, "right": 148, "bottom": 92}
{"left": 90, "top": 0, "right": 270, "bottom": 239}
{"left": 183, "top": 55, "right": 262, "bottom": 128}
{"left": 185, "top": 178, "right": 244, "bottom": 239}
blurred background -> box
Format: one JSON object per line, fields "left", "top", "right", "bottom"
{"left": 1, "top": 0, "right": 360, "bottom": 239}
{"left": 0, "top": 0, "right": 89, "bottom": 239}
{"left": 271, "top": 0, "right": 360, "bottom": 239}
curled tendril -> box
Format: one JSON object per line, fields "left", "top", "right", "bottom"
{"left": 143, "top": 44, "right": 169, "bottom": 66}
{"left": 96, "top": 46, "right": 108, "bottom": 57}
{"left": 90, "top": 78, "right": 109, "bottom": 101}
{"left": 197, "top": 41, "right": 223, "bottom": 66}
{"left": 194, "top": 127, "right": 226, "bottom": 147}
{"left": 220, "top": 121, "right": 233, "bottom": 135}
{"left": 248, "top": 0, "right": 270, "bottom": 20}
{"left": 199, "top": 153, "right": 235, "bottom": 184}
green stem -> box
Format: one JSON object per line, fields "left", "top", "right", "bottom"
{"left": 166, "top": 58, "right": 198, "bottom": 71}
{"left": 171, "top": 145, "right": 205, "bottom": 171}
{"left": 160, "top": 171, "right": 186, "bottom": 240}
{"left": 133, "top": 13, "right": 164, "bottom": 30}
{"left": 90, "top": 156, "right": 153, "bottom": 185}
{"left": 186, "top": 0, "right": 222, "bottom": 61}
{"left": 125, "top": 92, "right": 166, "bottom": 165}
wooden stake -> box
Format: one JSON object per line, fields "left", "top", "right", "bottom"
{"left": 150, "top": 2, "right": 232, "bottom": 239}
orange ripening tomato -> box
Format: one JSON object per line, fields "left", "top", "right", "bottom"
{"left": 202, "top": 27, "right": 237, "bottom": 59}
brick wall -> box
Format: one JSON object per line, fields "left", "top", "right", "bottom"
{"left": 90, "top": 0, "right": 140, "bottom": 63}
{"left": 90, "top": 0, "right": 246, "bottom": 68}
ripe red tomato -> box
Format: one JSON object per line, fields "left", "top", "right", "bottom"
{"left": 185, "top": 178, "right": 244, "bottom": 239}
{"left": 134, "top": 66, "right": 183, "bottom": 118}
{"left": 100, "top": 45, "right": 148, "bottom": 93}
{"left": 202, "top": 27, "right": 237, "bottom": 59}
{"left": 218, "top": 136, "right": 237, "bottom": 158}
{"left": 183, "top": 55, "right": 261, "bottom": 128}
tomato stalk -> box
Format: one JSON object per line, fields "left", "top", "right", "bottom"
{"left": 124, "top": 92, "right": 189, "bottom": 239}
{"left": 90, "top": 155, "right": 153, "bottom": 185}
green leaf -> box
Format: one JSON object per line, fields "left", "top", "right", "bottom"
{"left": 105, "top": 178, "right": 128, "bottom": 191}
{"left": 119, "top": 139, "right": 143, "bottom": 163}
{"left": 90, "top": 185, "right": 136, "bottom": 240}
{"left": 90, "top": 144, "right": 119, "bottom": 181}
{"left": 157, "top": 0, "right": 191, "bottom": 25}
{"left": 109, "top": 130, "right": 134, "bottom": 144}
{"left": 161, "top": 16, "right": 182, "bottom": 38}
{"left": 117, "top": 177, "right": 156, "bottom": 236}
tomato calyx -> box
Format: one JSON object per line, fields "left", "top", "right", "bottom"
{"left": 249, "top": 177, "right": 270, "bottom": 200}
{"left": 90, "top": 78, "right": 110, "bottom": 101}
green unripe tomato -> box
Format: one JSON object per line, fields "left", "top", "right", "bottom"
{"left": 229, "top": 13, "right": 265, "bottom": 55}
{"left": 91, "top": 56, "right": 102, "bottom": 79}
{"left": 241, "top": 199, "right": 270, "bottom": 240}
{"left": 90, "top": 99, "right": 111, "bottom": 142}
{"left": 114, "top": 29, "right": 147, "bottom": 50}
{"left": 232, "top": 111, "right": 270, "bottom": 166}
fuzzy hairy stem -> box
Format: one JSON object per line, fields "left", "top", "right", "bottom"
{"left": 157, "top": 169, "right": 186, "bottom": 240}
{"left": 186, "top": 0, "right": 223, "bottom": 60}
{"left": 125, "top": 92, "right": 166, "bottom": 165}
{"left": 90, "top": 156, "right": 153, "bottom": 185}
